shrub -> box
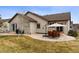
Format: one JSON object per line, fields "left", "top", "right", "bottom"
{"left": 68, "top": 30, "right": 78, "bottom": 37}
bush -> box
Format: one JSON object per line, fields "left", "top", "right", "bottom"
{"left": 68, "top": 30, "right": 78, "bottom": 37}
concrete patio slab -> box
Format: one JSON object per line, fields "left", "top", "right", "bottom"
{"left": 27, "top": 34, "right": 76, "bottom": 41}
{"left": 0, "top": 33, "right": 76, "bottom": 42}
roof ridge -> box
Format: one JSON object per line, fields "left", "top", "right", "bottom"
{"left": 43, "top": 12, "right": 71, "bottom": 21}
{"left": 24, "top": 15, "right": 37, "bottom": 22}
{"left": 43, "top": 12, "right": 71, "bottom": 16}
{"left": 25, "top": 11, "right": 48, "bottom": 21}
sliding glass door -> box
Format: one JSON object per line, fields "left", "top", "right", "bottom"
{"left": 12, "top": 24, "right": 17, "bottom": 31}
{"left": 56, "top": 27, "right": 63, "bottom": 32}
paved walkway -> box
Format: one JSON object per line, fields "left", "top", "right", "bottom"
{"left": 0, "top": 33, "right": 17, "bottom": 35}
{"left": 27, "top": 34, "right": 76, "bottom": 41}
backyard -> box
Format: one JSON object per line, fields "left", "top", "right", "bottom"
{"left": 0, "top": 33, "right": 79, "bottom": 53}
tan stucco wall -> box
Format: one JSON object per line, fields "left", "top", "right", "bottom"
{"left": 63, "top": 20, "right": 71, "bottom": 34}
{"left": 30, "top": 22, "right": 37, "bottom": 34}
{"left": 10, "top": 15, "right": 30, "bottom": 34}
{"left": 26, "top": 13, "right": 48, "bottom": 33}
{"left": 26, "top": 13, "right": 71, "bottom": 34}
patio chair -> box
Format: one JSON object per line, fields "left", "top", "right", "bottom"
{"left": 56, "top": 31, "right": 60, "bottom": 37}
{"left": 48, "top": 31, "right": 52, "bottom": 37}
{"left": 52, "top": 30, "right": 60, "bottom": 38}
{"left": 52, "top": 30, "right": 56, "bottom": 37}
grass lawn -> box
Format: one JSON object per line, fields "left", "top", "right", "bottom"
{"left": 0, "top": 34, "right": 79, "bottom": 53}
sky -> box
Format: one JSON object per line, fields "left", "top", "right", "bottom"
{"left": 0, "top": 6, "right": 79, "bottom": 24}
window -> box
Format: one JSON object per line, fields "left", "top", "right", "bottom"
{"left": 37, "top": 23, "right": 40, "bottom": 29}
{"left": 48, "top": 22, "right": 54, "bottom": 25}
{"left": 70, "top": 26, "right": 72, "bottom": 28}
{"left": 59, "top": 23, "right": 63, "bottom": 25}
{"left": 42, "top": 27, "right": 44, "bottom": 29}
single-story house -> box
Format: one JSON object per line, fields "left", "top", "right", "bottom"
{"left": 0, "top": 19, "right": 10, "bottom": 32}
{"left": 73, "top": 24, "right": 79, "bottom": 32}
{"left": 8, "top": 11, "right": 73, "bottom": 34}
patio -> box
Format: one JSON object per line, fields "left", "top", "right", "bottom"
{"left": 0, "top": 32, "right": 76, "bottom": 41}
{"left": 27, "top": 34, "right": 76, "bottom": 41}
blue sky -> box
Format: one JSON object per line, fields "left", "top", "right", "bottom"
{"left": 0, "top": 6, "right": 79, "bottom": 23}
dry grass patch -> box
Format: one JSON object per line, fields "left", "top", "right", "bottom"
{"left": 0, "top": 35, "right": 78, "bottom": 53}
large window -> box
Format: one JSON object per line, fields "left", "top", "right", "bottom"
{"left": 37, "top": 23, "right": 40, "bottom": 29}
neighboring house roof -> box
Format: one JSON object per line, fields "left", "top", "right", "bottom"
{"left": 0, "top": 20, "right": 4, "bottom": 27}
{"left": 73, "top": 24, "right": 79, "bottom": 28}
{"left": 73, "top": 24, "right": 79, "bottom": 31}
{"left": 8, "top": 13, "right": 37, "bottom": 23}
{"left": 0, "top": 18, "right": 10, "bottom": 27}
{"left": 43, "top": 12, "right": 71, "bottom": 21}
{"left": 2, "top": 19, "right": 10, "bottom": 22}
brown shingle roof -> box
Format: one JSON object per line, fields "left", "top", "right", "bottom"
{"left": 43, "top": 12, "right": 71, "bottom": 21}
{"left": 25, "top": 11, "right": 71, "bottom": 21}
{"left": 8, "top": 13, "right": 37, "bottom": 23}
{"left": 21, "top": 15, "right": 37, "bottom": 22}
{"left": 25, "top": 11, "right": 48, "bottom": 21}
{"left": 9, "top": 11, "right": 71, "bottom": 23}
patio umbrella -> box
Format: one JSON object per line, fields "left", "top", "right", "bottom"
{"left": 48, "top": 23, "right": 65, "bottom": 27}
